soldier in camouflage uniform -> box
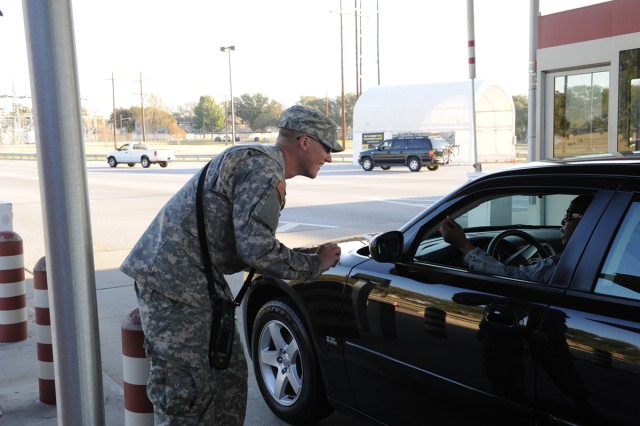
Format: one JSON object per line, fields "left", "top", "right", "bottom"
{"left": 120, "top": 105, "right": 343, "bottom": 425}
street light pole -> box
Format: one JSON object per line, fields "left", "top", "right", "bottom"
{"left": 111, "top": 72, "right": 117, "bottom": 149}
{"left": 220, "top": 45, "right": 236, "bottom": 146}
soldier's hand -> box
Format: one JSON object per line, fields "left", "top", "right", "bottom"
{"left": 316, "top": 243, "right": 341, "bottom": 271}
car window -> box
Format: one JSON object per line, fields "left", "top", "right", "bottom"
{"left": 413, "top": 193, "right": 577, "bottom": 277}
{"left": 594, "top": 201, "right": 640, "bottom": 300}
{"left": 392, "top": 140, "right": 408, "bottom": 149}
{"left": 455, "top": 194, "right": 572, "bottom": 229}
{"left": 407, "top": 140, "right": 430, "bottom": 150}
{"left": 379, "top": 140, "right": 392, "bottom": 150}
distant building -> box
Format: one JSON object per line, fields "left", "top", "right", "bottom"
{"left": 352, "top": 80, "right": 516, "bottom": 165}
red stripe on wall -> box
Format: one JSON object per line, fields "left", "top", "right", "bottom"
{"left": 539, "top": 0, "right": 640, "bottom": 49}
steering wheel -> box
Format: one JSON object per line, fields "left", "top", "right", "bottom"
{"left": 486, "top": 230, "right": 550, "bottom": 267}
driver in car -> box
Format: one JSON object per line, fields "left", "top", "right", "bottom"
{"left": 440, "top": 194, "right": 593, "bottom": 283}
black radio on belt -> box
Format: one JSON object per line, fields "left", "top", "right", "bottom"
{"left": 209, "top": 298, "right": 236, "bottom": 370}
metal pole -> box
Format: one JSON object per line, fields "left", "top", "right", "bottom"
{"left": 228, "top": 48, "right": 236, "bottom": 146}
{"left": 376, "top": 0, "right": 380, "bottom": 85}
{"left": 111, "top": 72, "right": 116, "bottom": 149}
{"left": 467, "top": 0, "right": 481, "bottom": 172}
{"left": 354, "top": 0, "right": 359, "bottom": 97}
{"left": 527, "top": 0, "right": 539, "bottom": 162}
{"left": 340, "top": 0, "right": 346, "bottom": 149}
{"left": 22, "top": 1, "right": 105, "bottom": 424}
{"left": 139, "top": 72, "right": 146, "bottom": 142}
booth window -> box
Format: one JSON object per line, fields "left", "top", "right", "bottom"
{"left": 618, "top": 48, "right": 640, "bottom": 153}
{"left": 552, "top": 71, "right": 609, "bottom": 159}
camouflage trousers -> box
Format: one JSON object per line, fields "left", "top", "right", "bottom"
{"left": 136, "top": 283, "right": 248, "bottom": 425}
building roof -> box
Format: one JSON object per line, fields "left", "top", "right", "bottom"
{"left": 353, "top": 80, "right": 514, "bottom": 133}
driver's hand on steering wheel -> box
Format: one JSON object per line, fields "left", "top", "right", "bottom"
{"left": 440, "top": 216, "right": 476, "bottom": 255}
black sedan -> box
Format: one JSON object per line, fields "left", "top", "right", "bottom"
{"left": 242, "top": 158, "right": 640, "bottom": 426}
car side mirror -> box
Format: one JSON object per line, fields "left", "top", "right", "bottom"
{"left": 369, "top": 231, "right": 404, "bottom": 263}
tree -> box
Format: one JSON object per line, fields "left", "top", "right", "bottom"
{"left": 192, "top": 95, "right": 224, "bottom": 135}
{"left": 109, "top": 107, "right": 135, "bottom": 133}
{"left": 299, "top": 93, "right": 357, "bottom": 131}
{"left": 513, "top": 95, "right": 528, "bottom": 143}
{"left": 234, "top": 93, "right": 284, "bottom": 131}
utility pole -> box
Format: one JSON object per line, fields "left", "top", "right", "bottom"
{"left": 220, "top": 46, "right": 236, "bottom": 146}
{"left": 340, "top": 0, "right": 347, "bottom": 149}
{"left": 138, "top": 72, "right": 146, "bottom": 142}
{"left": 377, "top": 0, "right": 380, "bottom": 85}
{"left": 354, "top": 0, "right": 359, "bottom": 97}
{"left": 467, "top": 0, "right": 480, "bottom": 172}
{"left": 111, "top": 72, "right": 116, "bottom": 148}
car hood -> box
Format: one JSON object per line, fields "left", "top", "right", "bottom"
{"left": 359, "top": 149, "right": 377, "bottom": 156}
{"left": 303, "top": 233, "right": 376, "bottom": 268}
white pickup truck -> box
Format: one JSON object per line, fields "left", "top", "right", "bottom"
{"left": 106, "top": 143, "right": 175, "bottom": 168}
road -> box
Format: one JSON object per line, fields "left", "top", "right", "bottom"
{"left": 0, "top": 158, "right": 515, "bottom": 425}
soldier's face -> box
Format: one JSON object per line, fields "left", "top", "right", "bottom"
{"left": 302, "top": 135, "right": 332, "bottom": 178}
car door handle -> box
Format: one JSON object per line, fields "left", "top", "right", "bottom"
{"left": 351, "top": 273, "right": 391, "bottom": 287}
{"left": 484, "top": 304, "right": 528, "bottom": 329}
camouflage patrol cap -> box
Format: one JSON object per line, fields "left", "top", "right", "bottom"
{"left": 279, "top": 105, "right": 343, "bottom": 152}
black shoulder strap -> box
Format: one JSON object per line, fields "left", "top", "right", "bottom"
{"left": 196, "top": 160, "right": 254, "bottom": 306}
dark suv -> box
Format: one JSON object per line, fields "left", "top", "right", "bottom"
{"left": 358, "top": 137, "right": 440, "bottom": 172}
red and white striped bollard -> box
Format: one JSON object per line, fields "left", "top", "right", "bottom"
{"left": 0, "top": 231, "right": 27, "bottom": 342}
{"left": 34, "top": 256, "right": 56, "bottom": 404}
{"left": 122, "top": 307, "right": 153, "bottom": 425}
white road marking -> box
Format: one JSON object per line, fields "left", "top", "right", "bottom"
{"left": 277, "top": 222, "right": 338, "bottom": 232}
{"left": 356, "top": 196, "right": 437, "bottom": 208}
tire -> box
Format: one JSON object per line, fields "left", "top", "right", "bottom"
{"left": 127, "top": 163, "right": 135, "bottom": 167}
{"left": 107, "top": 157, "right": 117, "bottom": 168}
{"left": 141, "top": 156, "right": 151, "bottom": 168}
{"left": 251, "top": 298, "right": 332, "bottom": 425}
{"left": 381, "top": 165, "right": 391, "bottom": 170}
{"left": 361, "top": 156, "right": 374, "bottom": 171}
{"left": 158, "top": 161, "right": 168, "bottom": 168}
{"left": 427, "top": 164, "right": 439, "bottom": 171}
{"left": 408, "top": 156, "right": 422, "bottom": 172}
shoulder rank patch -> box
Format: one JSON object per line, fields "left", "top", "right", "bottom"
{"left": 276, "top": 180, "right": 286, "bottom": 209}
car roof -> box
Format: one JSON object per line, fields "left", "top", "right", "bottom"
{"left": 459, "top": 157, "right": 640, "bottom": 193}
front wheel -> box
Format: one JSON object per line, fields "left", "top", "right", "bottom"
{"left": 158, "top": 161, "right": 168, "bottom": 168}
{"left": 251, "top": 298, "right": 332, "bottom": 425}
{"left": 107, "top": 157, "right": 117, "bottom": 168}
{"left": 127, "top": 163, "right": 135, "bottom": 167}
{"left": 381, "top": 165, "right": 391, "bottom": 170}
{"left": 360, "top": 156, "right": 374, "bottom": 171}
{"left": 141, "top": 156, "right": 151, "bottom": 168}
{"left": 407, "top": 156, "right": 422, "bottom": 172}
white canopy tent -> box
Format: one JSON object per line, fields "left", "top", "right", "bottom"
{"left": 352, "top": 80, "right": 516, "bottom": 165}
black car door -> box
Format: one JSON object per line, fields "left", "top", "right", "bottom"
{"left": 339, "top": 190, "right": 616, "bottom": 425}
{"left": 342, "top": 256, "right": 565, "bottom": 425}
{"left": 387, "top": 139, "right": 407, "bottom": 165}
{"left": 537, "top": 192, "right": 640, "bottom": 426}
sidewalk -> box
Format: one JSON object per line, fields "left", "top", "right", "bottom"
{"left": 0, "top": 270, "right": 128, "bottom": 425}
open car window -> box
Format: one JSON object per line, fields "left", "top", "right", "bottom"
{"left": 413, "top": 193, "right": 577, "bottom": 273}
